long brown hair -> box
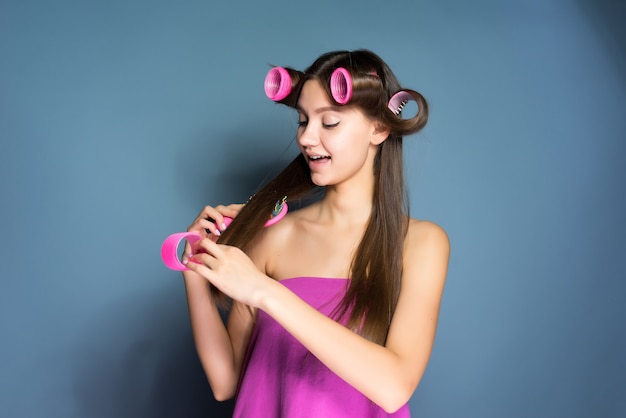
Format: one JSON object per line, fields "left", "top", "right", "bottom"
{"left": 217, "top": 50, "right": 428, "bottom": 345}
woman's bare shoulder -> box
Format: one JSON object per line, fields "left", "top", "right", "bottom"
{"left": 402, "top": 218, "right": 450, "bottom": 282}
{"left": 244, "top": 209, "right": 302, "bottom": 276}
{"left": 406, "top": 218, "right": 449, "bottom": 246}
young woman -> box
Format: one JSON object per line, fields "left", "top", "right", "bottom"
{"left": 181, "top": 50, "right": 450, "bottom": 417}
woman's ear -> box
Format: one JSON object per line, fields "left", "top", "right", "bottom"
{"left": 370, "top": 121, "right": 391, "bottom": 145}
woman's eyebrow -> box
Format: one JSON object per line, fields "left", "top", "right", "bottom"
{"left": 295, "top": 105, "right": 343, "bottom": 115}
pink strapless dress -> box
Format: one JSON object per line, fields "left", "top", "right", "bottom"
{"left": 233, "top": 277, "right": 410, "bottom": 417}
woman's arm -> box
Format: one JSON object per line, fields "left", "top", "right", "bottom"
{"left": 187, "top": 219, "right": 449, "bottom": 412}
{"left": 183, "top": 274, "right": 254, "bottom": 400}
{"left": 182, "top": 204, "right": 258, "bottom": 401}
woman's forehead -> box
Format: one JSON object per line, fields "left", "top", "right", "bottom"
{"left": 296, "top": 80, "right": 334, "bottom": 111}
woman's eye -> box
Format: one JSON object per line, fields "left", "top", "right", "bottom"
{"left": 297, "top": 120, "right": 308, "bottom": 128}
{"left": 323, "top": 121, "right": 340, "bottom": 128}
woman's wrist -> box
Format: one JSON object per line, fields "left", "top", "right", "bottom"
{"left": 182, "top": 272, "right": 213, "bottom": 296}
{"left": 254, "top": 276, "right": 285, "bottom": 314}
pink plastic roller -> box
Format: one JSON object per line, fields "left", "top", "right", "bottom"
{"left": 330, "top": 68, "right": 352, "bottom": 105}
{"left": 264, "top": 67, "right": 292, "bottom": 101}
{"left": 387, "top": 91, "right": 415, "bottom": 116}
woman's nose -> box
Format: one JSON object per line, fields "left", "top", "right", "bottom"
{"left": 297, "top": 124, "right": 319, "bottom": 148}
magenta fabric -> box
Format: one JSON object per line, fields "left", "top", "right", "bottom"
{"left": 233, "top": 277, "right": 410, "bottom": 417}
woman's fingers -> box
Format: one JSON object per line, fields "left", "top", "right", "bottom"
{"left": 197, "top": 237, "right": 222, "bottom": 257}
{"left": 197, "top": 218, "right": 222, "bottom": 237}
{"left": 190, "top": 204, "right": 244, "bottom": 235}
{"left": 221, "top": 203, "right": 245, "bottom": 218}
{"left": 189, "top": 208, "right": 222, "bottom": 236}
{"left": 185, "top": 238, "right": 267, "bottom": 306}
{"left": 196, "top": 206, "right": 224, "bottom": 228}
{"left": 187, "top": 238, "right": 218, "bottom": 264}
{"left": 186, "top": 240, "right": 221, "bottom": 281}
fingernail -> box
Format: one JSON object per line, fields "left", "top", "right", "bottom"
{"left": 182, "top": 259, "right": 188, "bottom": 265}
{"left": 221, "top": 222, "right": 227, "bottom": 230}
{"left": 214, "top": 229, "right": 221, "bottom": 236}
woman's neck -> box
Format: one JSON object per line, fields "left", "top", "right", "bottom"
{"left": 316, "top": 183, "right": 374, "bottom": 227}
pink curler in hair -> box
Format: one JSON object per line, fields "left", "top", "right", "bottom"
{"left": 387, "top": 91, "right": 415, "bottom": 116}
{"left": 265, "top": 67, "right": 292, "bottom": 101}
{"left": 330, "top": 68, "right": 352, "bottom": 105}
{"left": 161, "top": 232, "right": 203, "bottom": 271}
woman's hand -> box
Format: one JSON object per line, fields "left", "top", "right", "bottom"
{"left": 182, "top": 204, "right": 244, "bottom": 281}
{"left": 187, "top": 203, "right": 244, "bottom": 238}
{"left": 185, "top": 238, "right": 271, "bottom": 307}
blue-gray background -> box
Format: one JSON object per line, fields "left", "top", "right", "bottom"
{"left": 1, "top": 0, "right": 624, "bottom": 417}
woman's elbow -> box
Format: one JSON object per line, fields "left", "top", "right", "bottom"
{"left": 378, "top": 382, "right": 416, "bottom": 414}
{"left": 380, "top": 397, "right": 410, "bottom": 414}
{"left": 212, "top": 387, "right": 236, "bottom": 402}
{"left": 208, "top": 376, "right": 238, "bottom": 402}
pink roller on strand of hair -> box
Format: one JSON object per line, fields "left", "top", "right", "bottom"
{"left": 330, "top": 68, "right": 352, "bottom": 104}
{"left": 161, "top": 200, "right": 288, "bottom": 271}
{"left": 265, "top": 67, "right": 292, "bottom": 101}
{"left": 387, "top": 91, "right": 415, "bottom": 116}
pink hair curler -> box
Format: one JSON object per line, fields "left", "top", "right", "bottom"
{"left": 161, "top": 232, "right": 203, "bottom": 271}
{"left": 264, "top": 197, "right": 288, "bottom": 227}
{"left": 330, "top": 67, "right": 352, "bottom": 105}
{"left": 265, "top": 67, "right": 292, "bottom": 101}
{"left": 161, "top": 200, "right": 288, "bottom": 271}
{"left": 387, "top": 91, "right": 415, "bottom": 116}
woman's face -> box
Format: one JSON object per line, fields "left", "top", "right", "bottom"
{"left": 296, "top": 79, "right": 387, "bottom": 187}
